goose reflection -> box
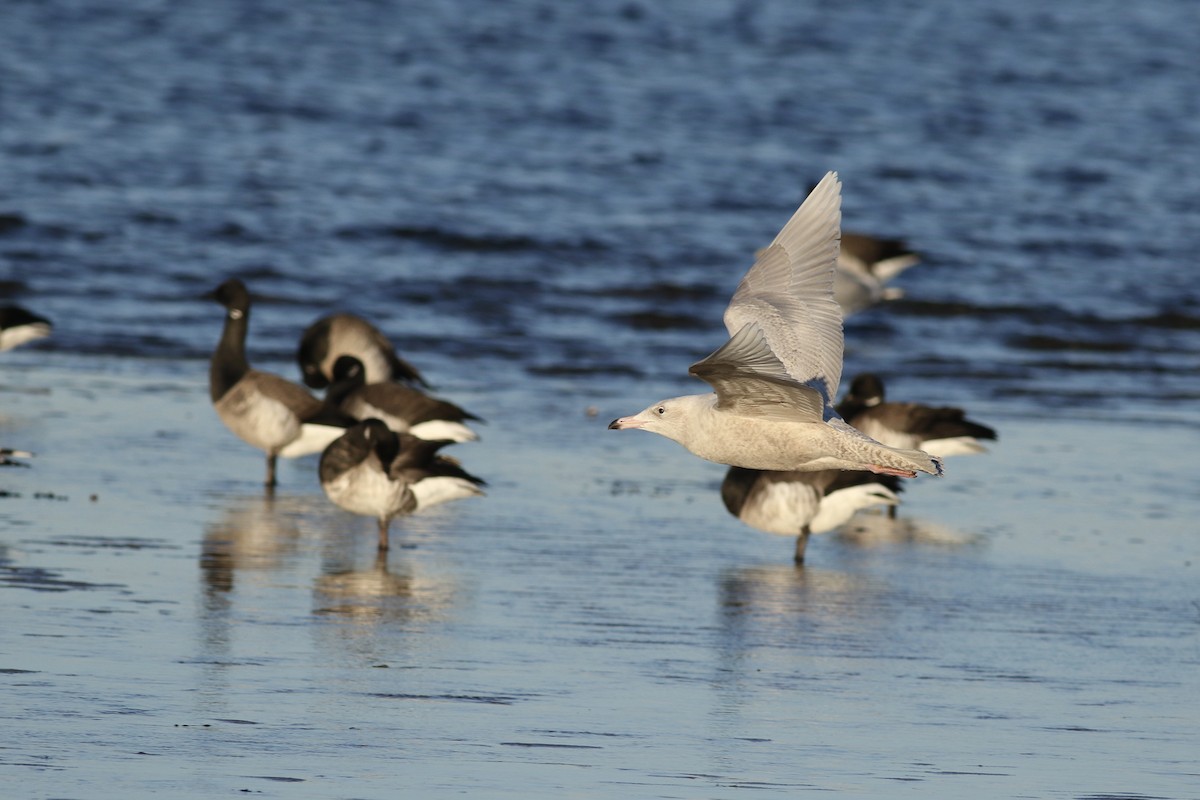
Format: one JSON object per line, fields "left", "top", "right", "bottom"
{"left": 719, "top": 563, "right": 884, "bottom": 639}
{"left": 313, "top": 550, "right": 457, "bottom": 625}
{"left": 200, "top": 493, "right": 317, "bottom": 596}
{"left": 194, "top": 493, "right": 326, "bottom": 706}
{"left": 835, "top": 512, "right": 983, "bottom": 550}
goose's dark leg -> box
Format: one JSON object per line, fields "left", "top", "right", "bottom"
{"left": 377, "top": 518, "right": 390, "bottom": 551}
{"left": 265, "top": 453, "right": 278, "bottom": 489}
{"left": 887, "top": 505, "right": 898, "bottom": 520}
{"left": 794, "top": 526, "right": 811, "bottom": 565}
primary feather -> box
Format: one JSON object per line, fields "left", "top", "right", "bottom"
{"left": 721, "top": 170, "right": 844, "bottom": 406}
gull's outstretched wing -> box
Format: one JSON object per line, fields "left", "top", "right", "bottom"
{"left": 689, "top": 323, "right": 826, "bottom": 423}
{"left": 721, "top": 171, "right": 844, "bottom": 405}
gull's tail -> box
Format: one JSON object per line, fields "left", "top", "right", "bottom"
{"left": 875, "top": 446, "right": 944, "bottom": 478}
{"left": 829, "top": 418, "right": 944, "bottom": 478}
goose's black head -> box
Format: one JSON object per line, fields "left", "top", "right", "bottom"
{"left": 210, "top": 278, "right": 251, "bottom": 318}
{"left": 331, "top": 355, "right": 366, "bottom": 386}
{"left": 297, "top": 316, "right": 335, "bottom": 388}
{"left": 326, "top": 355, "right": 367, "bottom": 406}
{"left": 845, "top": 374, "right": 886, "bottom": 406}
{"left": 208, "top": 278, "right": 254, "bottom": 401}
{"left": 358, "top": 418, "right": 399, "bottom": 466}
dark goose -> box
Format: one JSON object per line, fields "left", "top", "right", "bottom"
{"left": 209, "top": 278, "right": 355, "bottom": 488}
{"left": 326, "top": 355, "right": 481, "bottom": 443}
{"left": 297, "top": 312, "right": 430, "bottom": 390}
{"left": 319, "top": 419, "right": 485, "bottom": 550}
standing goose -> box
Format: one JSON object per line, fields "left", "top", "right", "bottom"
{"left": 721, "top": 467, "right": 902, "bottom": 564}
{"left": 837, "top": 374, "right": 997, "bottom": 458}
{"left": 0, "top": 305, "right": 52, "bottom": 351}
{"left": 840, "top": 232, "right": 921, "bottom": 286}
{"left": 835, "top": 232, "right": 921, "bottom": 315}
{"left": 209, "top": 278, "right": 355, "bottom": 487}
{"left": 319, "top": 419, "right": 485, "bottom": 550}
{"left": 297, "top": 312, "right": 429, "bottom": 390}
{"left": 609, "top": 172, "right": 943, "bottom": 479}
{"left": 0, "top": 447, "right": 34, "bottom": 467}
{"left": 327, "top": 355, "right": 481, "bottom": 443}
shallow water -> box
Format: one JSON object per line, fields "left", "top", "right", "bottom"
{"left": 2, "top": 360, "right": 1199, "bottom": 798}
{"left": 2, "top": 0, "right": 1199, "bottom": 797}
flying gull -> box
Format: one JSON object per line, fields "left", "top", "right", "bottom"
{"left": 609, "top": 172, "right": 943, "bottom": 479}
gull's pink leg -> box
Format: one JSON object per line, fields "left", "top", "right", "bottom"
{"left": 868, "top": 464, "right": 917, "bottom": 478}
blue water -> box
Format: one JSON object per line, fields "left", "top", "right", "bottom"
{"left": 2, "top": 1, "right": 1199, "bottom": 797}
{"left": 3, "top": 0, "right": 1199, "bottom": 419}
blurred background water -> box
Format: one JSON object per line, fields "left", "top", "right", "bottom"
{"left": 2, "top": 0, "right": 1198, "bottom": 420}
{"left": 1, "top": 1, "right": 1198, "bottom": 798}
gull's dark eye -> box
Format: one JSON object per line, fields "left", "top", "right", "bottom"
{"left": 656, "top": 406, "right": 666, "bottom": 415}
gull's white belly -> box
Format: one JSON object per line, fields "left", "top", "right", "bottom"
{"left": 682, "top": 411, "right": 936, "bottom": 475}
{"left": 688, "top": 415, "right": 849, "bottom": 472}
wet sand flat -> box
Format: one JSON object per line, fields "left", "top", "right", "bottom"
{"left": 2, "top": 358, "right": 1197, "bottom": 798}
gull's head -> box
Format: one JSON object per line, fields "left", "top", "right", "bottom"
{"left": 608, "top": 396, "right": 706, "bottom": 444}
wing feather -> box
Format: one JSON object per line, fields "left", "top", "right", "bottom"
{"left": 689, "top": 323, "right": 826, "bottom": 422}
{"left": 722, "top": 171, "right": 844, "bottom": 404}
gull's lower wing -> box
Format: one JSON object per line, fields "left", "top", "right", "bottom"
{"left": 689, "top": 324, "right": 826, "bottom": 422}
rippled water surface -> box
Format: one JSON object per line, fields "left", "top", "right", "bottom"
{"left": 2, "top": 1, "right": 1198, "bottom": 797}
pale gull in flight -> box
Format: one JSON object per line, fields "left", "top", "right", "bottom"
{"left": 609, "top": 172, "right": 943, "bottom": 479}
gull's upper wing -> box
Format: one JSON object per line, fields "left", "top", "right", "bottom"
{"left": 722, "top": 171, "right": 844, "bottom": 405}
{"left": 689, "top": 323, "right": 827, "bottom": 423}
